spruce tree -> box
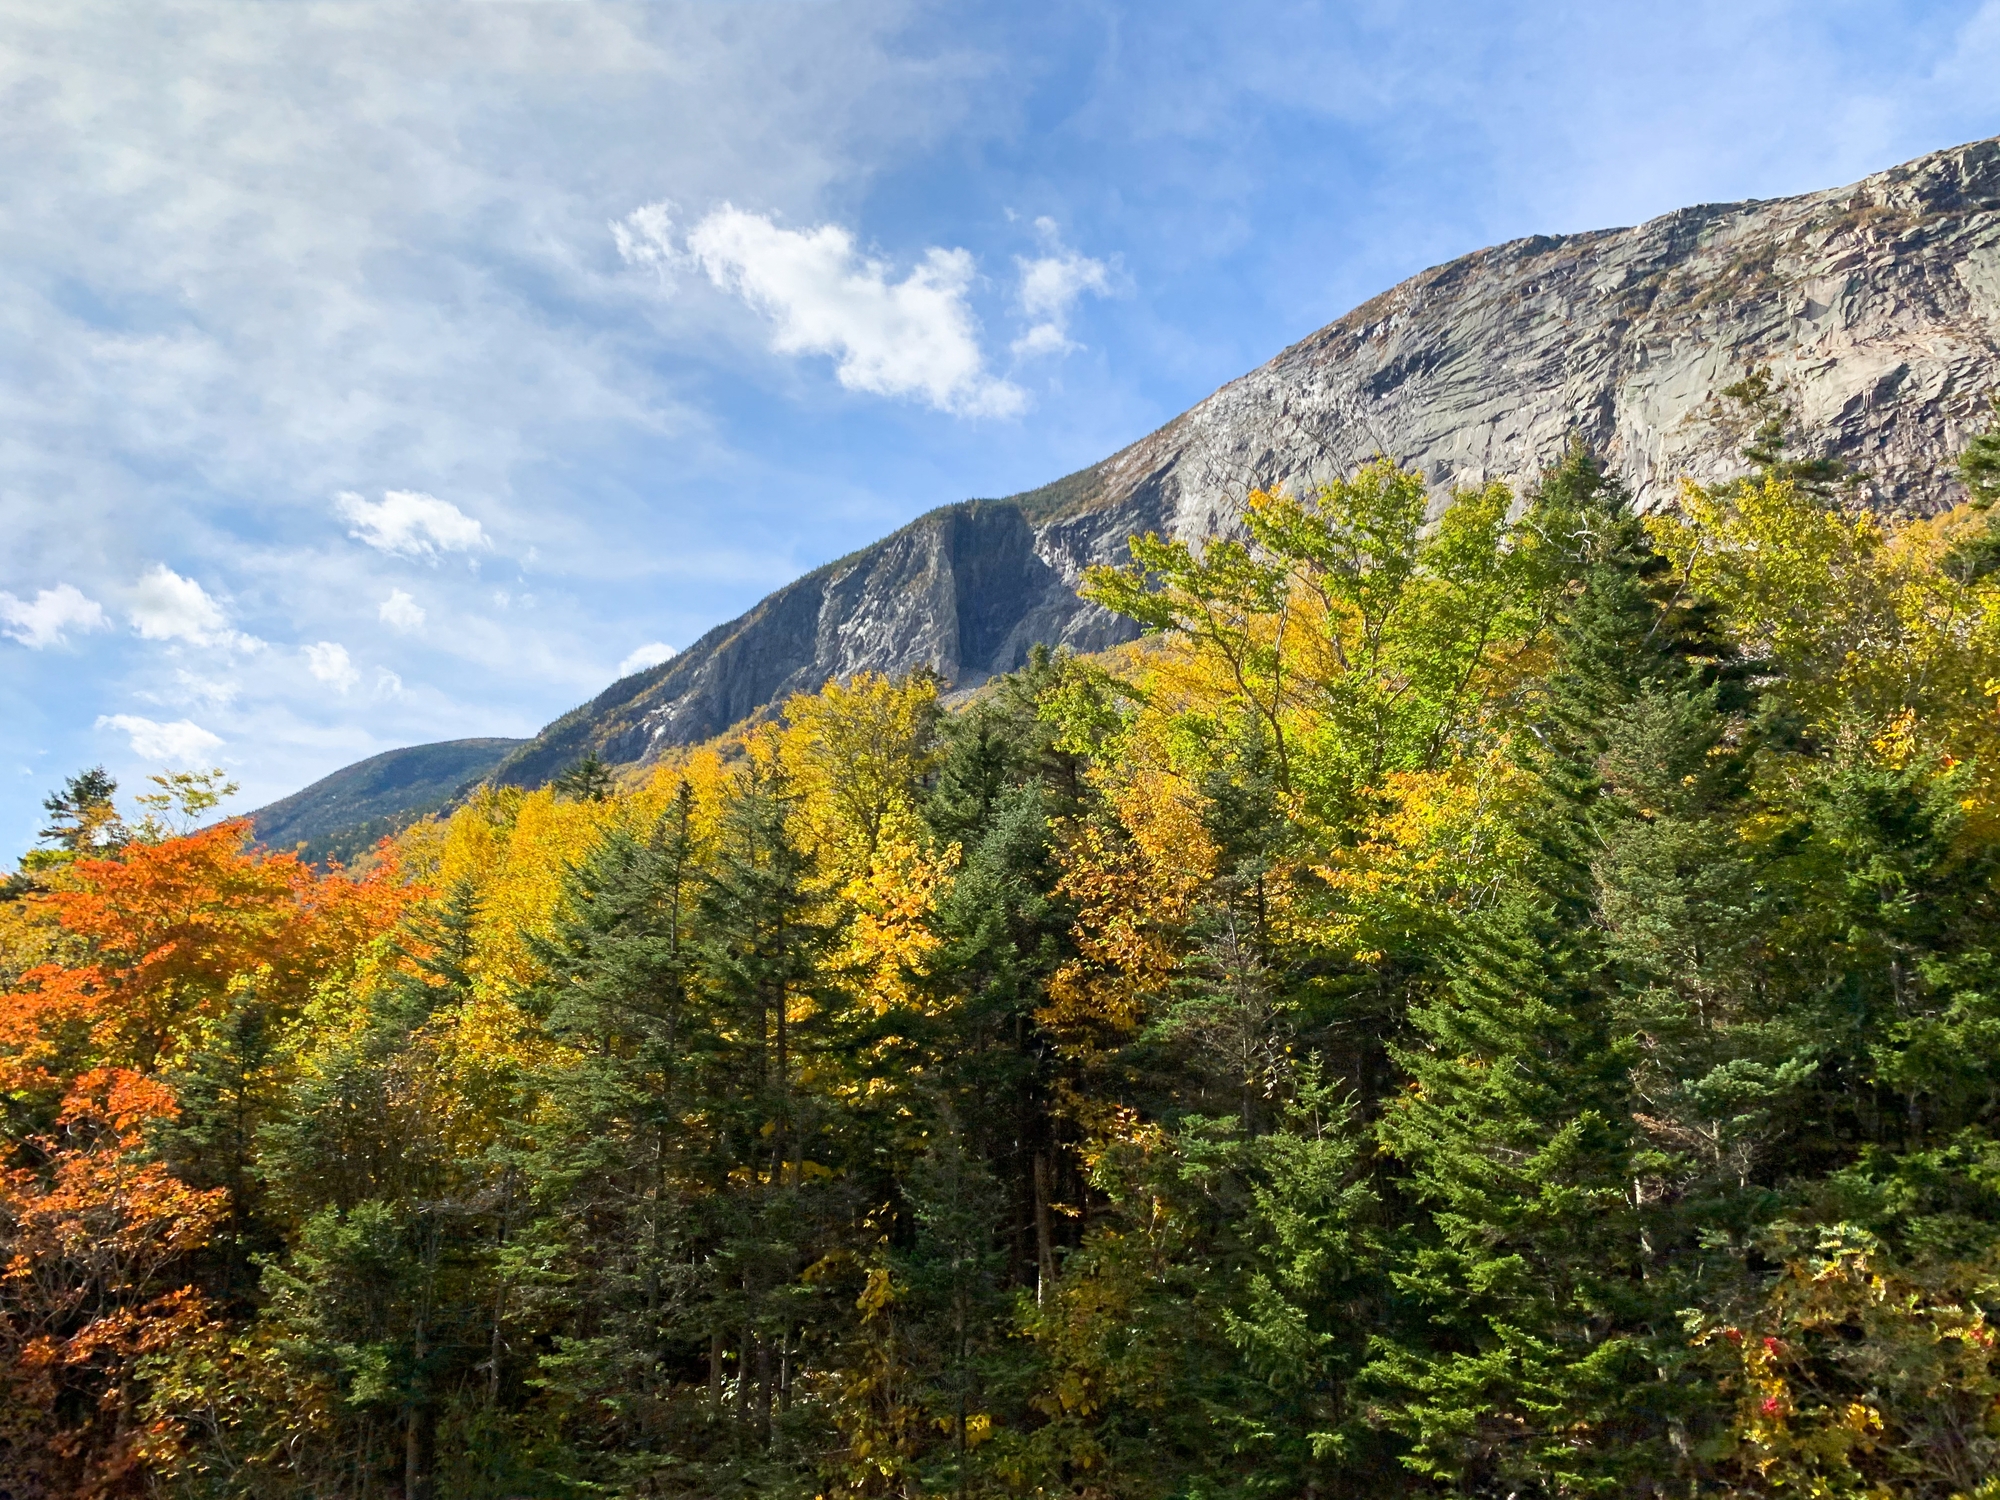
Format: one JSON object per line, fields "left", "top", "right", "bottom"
{"left": 1371, "top": 442, "right": 1765, "bottom": 1496}
{"left": 691, "top": 759, "right": 848, "bottom": 1473}
{"left": 516, "top": 784, "right": 719, "bottom": 1472}
{"left": 258, "top": 877, "right": 507, "bottom": 1500}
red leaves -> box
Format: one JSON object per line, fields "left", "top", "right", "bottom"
{"left": 0, "top": 1067, "right": 227, "bottom": 1498}
{"left": 2, "top": 822, "right": 410, "bottom": 1093}
{"left": 0, "top": 825, "right": 411, "bottom": 1497}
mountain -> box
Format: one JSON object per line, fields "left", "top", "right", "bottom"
{"left": 248, "top": 737, "right": 526, "bottom": 864}
{"left": 491, "top": 135, "right": 2000, "bottom": 786}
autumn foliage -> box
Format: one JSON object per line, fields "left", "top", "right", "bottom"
{"left": 0, "top": 822, "right": 408, "bottom": 1495}
{"left": 9, "top": 391, "right": 2000, "bottom": 1499}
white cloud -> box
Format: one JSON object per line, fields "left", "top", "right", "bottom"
{"left": 97, "top": 713, "right": 224, "bottom": 763}
{"left": 379, "top": 589, "right": 426, "bottom": 631}
{"left": 338, "top": 491, "right": 489, "bottom": 559}
{"left": 617, "top": 641, "right": 677, "bottom": 677}
{"left": 303, "top": 641, "right": 360, "bottom": 692}
{"left": 611, "top": 200, "right": 685, "bottom": 283}
{"left": 0, "top": 583, "right": 107, "bottom": 648}
{"left": 129, "top": 565, "right": 252, "bottom": 649}
{"left": 1011, "top": 219, "right": 1114, "bottom": 359}
{"left": 373, "top": 669, "right": 406, "bottom": 700}
{"left": 637, "top": 204, "right": 1025, "bottom": 417}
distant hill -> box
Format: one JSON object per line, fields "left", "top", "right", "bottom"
{"left": 248, "top": 737, "right": 526, "bottom": 865}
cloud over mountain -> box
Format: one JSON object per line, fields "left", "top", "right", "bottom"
{"left": 620, "top": 203, "right": 1027, "bottom": 417}
{"left": 1013, "top": 219, "right": 1114, "bottom": 358}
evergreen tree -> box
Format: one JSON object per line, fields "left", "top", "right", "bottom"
{"left": 1961, "top": 392, "right": 2000, "bottom": 507}
{"left": 515, "top": 784, "right": 722, "bottom": 1479}
{"left": 922, "top": 649, "right": 1087, "bottom": 1297}
{"left": 553, "top": 751, "right": 616, "bottom": 803}
{"left": 690, "top": 758, "right": 851, "bottom": 1479}
{"left": 1371, "top": 442, "right": 1766, "bottom": 1496}
{"left": 32, "top": 765, "right": 126, "bottom": 862}
{"left": 1720, "top": 365, "right": 1853, "bottom": 497}
{"left": 257, "top": 878, "right": 514, "bottom": 1500}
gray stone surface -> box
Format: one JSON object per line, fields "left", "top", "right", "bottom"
{"left": 494, "top": 134, "right": 2000, "bottom": 785}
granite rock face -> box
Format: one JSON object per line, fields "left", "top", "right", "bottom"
{"left": 493, "top": 500, "right": 1147, "bottom": 786}
{"left": 496, "top": 135, "right": 2000, "bottom": 784}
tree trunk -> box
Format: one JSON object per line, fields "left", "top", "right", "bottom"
{"left": 404, "top": 1401, "right": 435, "bottom": 1500}
{"left": 1033, "top": 1150, "right": 1056, "bottom": 1303}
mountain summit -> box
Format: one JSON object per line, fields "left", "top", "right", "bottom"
{"left": 243, "top": 135, "right": 1999, "bottom": 846}
{"left": 489, "top": 135, "right": 1999, "bottom": 787}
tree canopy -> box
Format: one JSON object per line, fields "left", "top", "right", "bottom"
{"left": 8, "top": 416, "right": 2000, "bottom": 1499}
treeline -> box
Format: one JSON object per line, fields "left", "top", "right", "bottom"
{"left": 7, "top": 395, "right": 2000, "bottom": 1499}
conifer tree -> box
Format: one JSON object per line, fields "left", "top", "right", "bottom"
{"left": 516, "top": 783, "right": 716, "bottom": 1471}
{"left": 1372, "top": 442, "right": 1763, "bottom": 1495}
{"left": 258, "top": 877, "right": 508, "bottom": 1500}
{"left": 1960, "top": 392, "right": 2000, "bottom": 506}
{"left": 691, "top": 758, "right": 849, "bottom": 1466}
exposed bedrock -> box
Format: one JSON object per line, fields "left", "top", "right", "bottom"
{"left": 496, "top": 135, "right": 2000, "bottom": 784}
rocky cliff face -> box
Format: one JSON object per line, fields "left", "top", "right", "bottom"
{"left": 496, "top": 134, "right": 2000, "bottom": 785}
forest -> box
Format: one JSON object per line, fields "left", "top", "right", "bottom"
{"left": 8, "top": 384, "right": 2000, "bottom": 1500}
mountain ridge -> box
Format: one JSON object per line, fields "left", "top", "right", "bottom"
{"left": 254, "top": 134, "right": 2000, "bottom": 823}
{"left": 489, "top": 132, "right": 1999, "bottom": 787}
{"left": 248, "top": 736, "right": 526, "bottom": 864}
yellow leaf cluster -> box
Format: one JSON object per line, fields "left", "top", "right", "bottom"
{"left": 842, "top": 812, "right": 958, "bottom": 1017}
{"left": 1043, "top": 762, "right": 1216, "bottom": 1055}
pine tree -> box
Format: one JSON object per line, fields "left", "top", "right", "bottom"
{"left": 1960, "top": 392, "right": 2000, "bottom": 507}
{"left": 1371, "top": 442, "right": 1765, "bottom": 1496}
{"left": 257, "top": 877, "right": 509, "bottom": 1500}
{"left": 691, "top": 759, "right": 849, "bottom": 1471}
{"left": 922, "top": 651, "right": 1088, "bottom": 1298}
{"left": 27, "top": 765, "right": 126, "bottom": 869}
{"left": 516, "top": 784, "right": 719, "bottom": 1472}
{"left": 552, "top": 751, "right": 616, "bottom": 803}
{"left": 1720, "top": 366, "right": 1853, "bottom": 497}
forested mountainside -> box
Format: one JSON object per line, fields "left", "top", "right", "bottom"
{"left": 8, "top": 134, "right": 2000, "bottom": 1500}
{"left": 492, "top": 133, "right": 2000, "bottom": 788}
{"left": 9, "top": 397, "right": 2000, "bottom": 1497}
{"left": 248, "top": 738, "right": 526, "bottom": 865}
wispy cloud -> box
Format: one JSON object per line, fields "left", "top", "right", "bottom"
{"left": 172, "top": 670, "right": 240, "bottom": 709}
{"left": 621, "top": 203, "right": 1026, "bottom": 417}
{"left": 611, "top": 201, "right": 683, "bottom": 282}
{"left": 1013, "top": 219, "right": 1114, "bottom": 359}
{"left": 338, "top": 492, "right": 489, "bottom": 560}
{"left": 0, "top": 584, "right": 107, "bottom": 649}
{"left": 97, "top": 714, "right": 224, "bottom": 763}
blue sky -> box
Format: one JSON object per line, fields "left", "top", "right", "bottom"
{"left": 1, "top": 0, "right": 1996, "bottom": 853}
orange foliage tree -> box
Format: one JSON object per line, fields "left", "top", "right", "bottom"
{"left": 0, "top": 820, "right": 410, "bottom": 1497}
